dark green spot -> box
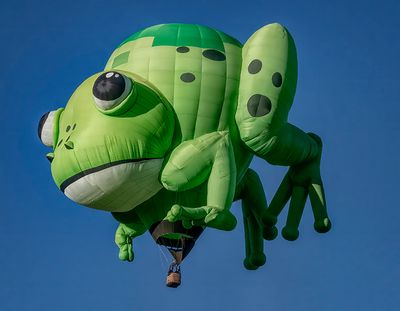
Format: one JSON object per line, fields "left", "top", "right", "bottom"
{"left": 248, "top": 59, "right": 262, "bottom": 74}
{"left": 72, "top": 123, "right": 76, "bottom": 130}
{"left": 57, "top": 139, "right": 63, "bottom": 147}
{"left": 180, "top": 73, "right": 195, "bottom": 83}
{"left": 64, "top": 141, "right": 74, "bottom": 150}
{"left": 272, "top": 72, "right": 282, "bottom": 87}
{"left": 202, "top": 49, "right": 226, "bottom": 61}
{"left": 247, "top": 94, "right": 271, "bottom": 117}
{"left": 177, "top": 46, "right": 189, "bottom": 53}
{"left": 66, "top": 125, "right": 71, "bottom": 132}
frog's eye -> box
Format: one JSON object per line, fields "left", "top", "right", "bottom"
{"left": 38, "top": 111, "right": 56, "bottom": 147}
{"left": 92, "top": 72, "right": 132, "bottom": 111}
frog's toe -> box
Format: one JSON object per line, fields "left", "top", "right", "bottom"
{"left": 314, "top": 217, "right": 331, "bottom": 233}
{"left": 118, "top": 244, "right": 134, "bottom": 262}
{"left": 263, "top": 225, "right": 278, "bottom": 240}
{"left": 281, "top": 226, "right": 299, "bottom": 241}
{"left": 205, "top": 210, "right": 237, "bottom": 231}
{"left": 243, "top": 252, "right": 266, "bottom": 270}
{"left": 243, "top": 257, "right": 258, "bottom": 270}
{"left": 249, "top": 251, "right": 266, "bottom": 267}
{"left": 166, "top": 204, "right": 183, "bottom": 222}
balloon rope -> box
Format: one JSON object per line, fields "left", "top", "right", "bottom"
{"left": 157, "top": 244, "right": 169, "bottom": 268}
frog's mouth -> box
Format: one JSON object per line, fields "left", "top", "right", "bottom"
{"left": 60, "top": 158, "right": 164, "bottom": 212}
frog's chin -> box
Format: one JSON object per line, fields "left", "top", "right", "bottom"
{"left": 61, "top": 158, "right": 164, "bottom": 212}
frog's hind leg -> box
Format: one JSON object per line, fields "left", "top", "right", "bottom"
{"left": 236, "top": 23, "right": 331, "bottom": 240}
{"left": 235, "top": 168, "right": 268, "bottom": 270}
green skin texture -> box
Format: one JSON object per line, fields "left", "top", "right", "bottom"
{"left": 44, "top": 23, "right": 331, "bottom": 270}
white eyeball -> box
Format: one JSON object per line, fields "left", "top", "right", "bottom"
{"left": 38, "top": 111, "right": 56, "bottom": 147}
{"left": 92, "top": 72, "right": 132, "bottom": 110}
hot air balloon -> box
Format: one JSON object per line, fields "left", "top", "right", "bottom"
{"left": 150, "top": 220, "right": 203, "bottom": 287}
{"left": 38, "top": 23, "right": 331, "bottom": 287}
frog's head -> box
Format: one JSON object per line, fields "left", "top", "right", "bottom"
{"left": 38, "top": 71, "right": 176, "bottom": 212}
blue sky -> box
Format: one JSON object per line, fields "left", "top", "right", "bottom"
{"left": 1, "top": 0, "right": 399, "bottom": 310}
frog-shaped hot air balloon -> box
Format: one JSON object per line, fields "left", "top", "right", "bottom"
{"left": 38, "top": 23, "right": 331, "bottom": 287}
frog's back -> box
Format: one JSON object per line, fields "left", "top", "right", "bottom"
{"left": 105, "top": 24, "right": 243, "bottom": 141}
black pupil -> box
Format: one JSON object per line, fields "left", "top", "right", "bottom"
{"left": 93, "top": 72, "right": 125, "bottom": 101}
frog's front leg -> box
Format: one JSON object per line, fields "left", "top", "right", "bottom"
{"left": 112, "top": 210, "right": 146, "bottom": 261}
{"left": 236, "top": 23, "right": 331, "bottom": 241}
{"left": 161, "top": 131, "right": 237, "bottom": 231}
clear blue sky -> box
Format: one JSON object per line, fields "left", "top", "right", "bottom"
{"left": 1, "top": 0, "right": 399, "bottom": 310}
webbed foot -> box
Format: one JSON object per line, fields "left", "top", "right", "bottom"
{"left": 166, "top": 204, "right": 237, "bottom": 231}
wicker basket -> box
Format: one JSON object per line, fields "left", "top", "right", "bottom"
{"left": 166, "top": 272, "right": 181, "bottom": 288}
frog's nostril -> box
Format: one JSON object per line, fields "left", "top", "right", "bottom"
{"left": 65, "top": 141, "right": 74, "bottom": 150}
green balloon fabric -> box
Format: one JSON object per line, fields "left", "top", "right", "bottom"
{"left": 38, "top": 23, "right": 331, "bottom": 274}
